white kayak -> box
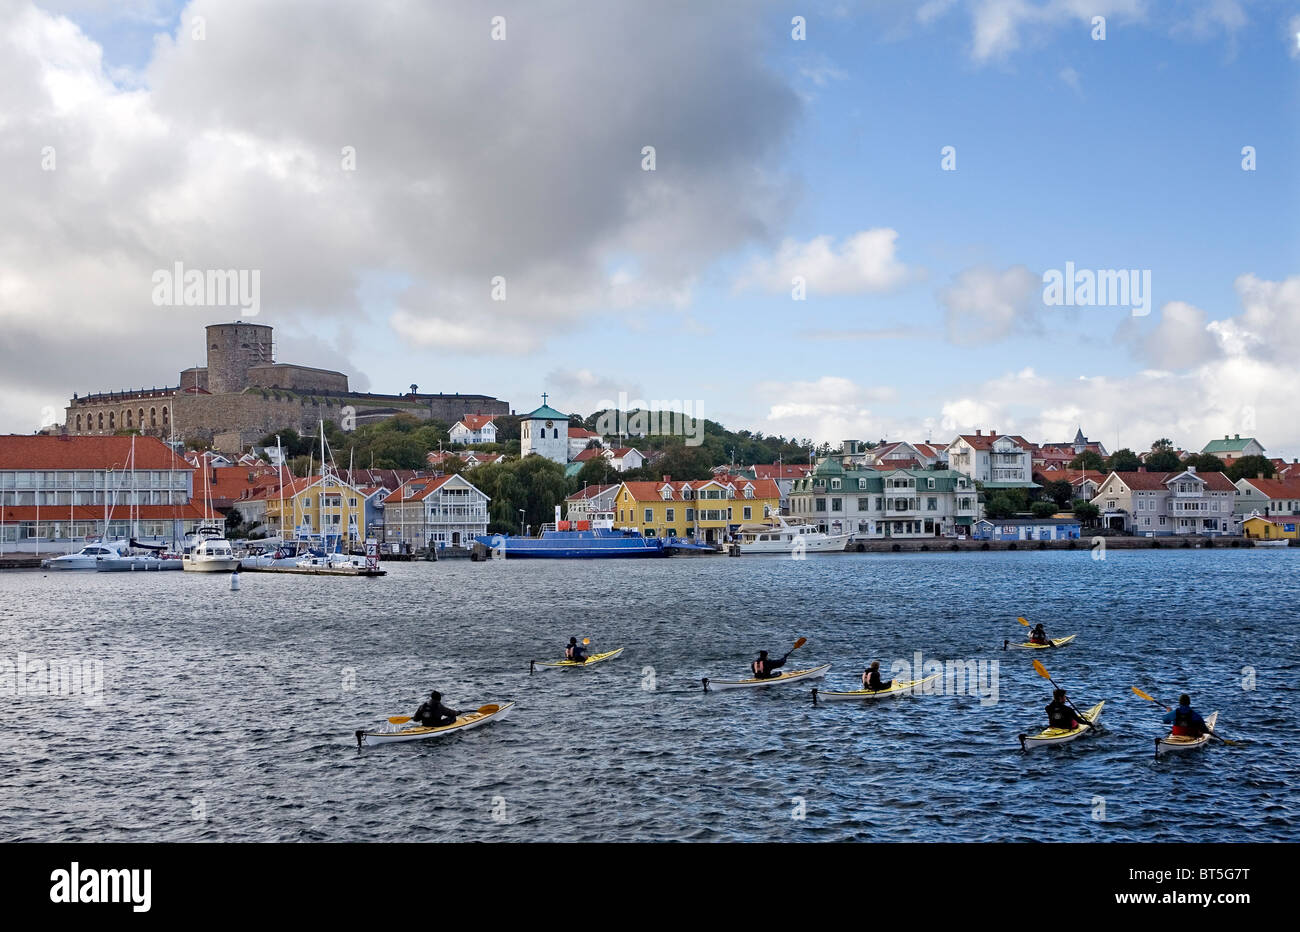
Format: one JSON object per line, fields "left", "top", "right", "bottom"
{"left": 1018, "top": 701, "right": 1105, "bottom": 749}
{"left": 702, "top": 663, "right": 830, "bottom": 692}
{"left": 355, "top": 702, "right": 515, "bottom": 747}
{"left": 530, "top": 647, "right": 625, "bottom": 672}
{"left": 1156, "top": 711, "right": 1219, "bottom": 757}
{"left": 812, "top": 672, "right": 942, "bottom": 703}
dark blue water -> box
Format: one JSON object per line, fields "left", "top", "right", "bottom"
{"left": 1, "top": 549, "right": 1296, "bottom": 841}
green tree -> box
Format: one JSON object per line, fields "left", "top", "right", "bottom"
{"left": 985, "top": 493, "right": 1017, "bottom": 519}
{"left": 1151, "top": 438, "right": 1174, "bottom": 453}
{"left": 1072, "top": 501, "right": 1100, "bottom": 526}
{"left": 1105, "top": 448, "right": 1141, "bottom": 472}
{"left": 1041, "top": 479, "right": 1074, "bottom": 509}
{"left": 1068, "top": 450, "right": 1106, "bottom": 471}
{"left": 575, "top": 456, "right": 618, "bottom": 488}
{"left": 1144, "top": 450, "right": 1182, "bottom": 472}
{"left": 1184, "top": 452, "right": 1226, "bottom": 473}
{"left": 1031, "top": 500, "right": 1058, "bottom": 518}
{"left": 1227, "top": 455, "right": 1275, "bottom": 482}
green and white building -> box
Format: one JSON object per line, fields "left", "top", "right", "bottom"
{"left": 788, "top": 458, "right": 981, "bottom": 538}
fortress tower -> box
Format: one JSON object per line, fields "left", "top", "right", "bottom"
{"left": 205, "top": 323, "right": 275, "bottom": 394}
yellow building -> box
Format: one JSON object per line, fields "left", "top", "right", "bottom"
{"left": 614, "top": 477, "right": 782, "bottom": 543}
{"left": 1242, "top": 514, "right": 1298, "bottom": 540}
{"left": 264, "top": 473, "right": 368, "bottom": 545}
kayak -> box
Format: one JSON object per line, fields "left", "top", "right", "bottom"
{"left": 812, "top": 672, "right": 942, "bottom": 703}
{"left": 702, "top": 663, "right": 831, "bottom": 692}
{"left": 1156, "top": 711, "right": 1219, "bottom": 757}
{"left": 1018, "top": 701, "right": 1104, "bottom": 749}
{"left": 530, "top": 647, "right": 625, "bottom": 672}
{"left": 1005, "top": 634, "right": 1076, "bottom": 650}
{"left": 355, "top": 701, "right": 515, "bottom": 747}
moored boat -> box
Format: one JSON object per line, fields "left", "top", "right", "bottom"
{"left": 1018, "top": 701, "right": 1105, "bottom": 749}
{"left": 734, "top": 514, "right": 851, "bottom": 554}
{"left": 96, "top": 553, "right": 183, "bottom": 572}
{"left": 181, "top": 525, "right": 242, "bottom": 572}
{"left": 472, "top": 528, "right": 667, "bottom": 559}
{"left": 355, "top": 701, "right": 514, "bottom": 747}
{"left": 702, "top": 663, "right": 831, "bottom": 692}
{"left": 42, "top": 539, "right": 129, "bottom": 570}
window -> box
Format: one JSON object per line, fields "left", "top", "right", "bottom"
{"left": 686, "top": 508, "right": 695, "bottom": 521}
{"left": 742, "top": 507, "right": 751, "bottom": 520}
{"left": 927, "top": 497, "right": 937, "bottom": 510}
{"left": 831, "top": 499, "right": 842, "bottom": 512}
{"left": 831, "top": 479, "right": 841, "bottom": 490}
{"left": 644, "top": 508, "right": 653, "bottom": 523}
{"left": 858, "top": 478, "right": 867, "bottom": 489}
{"left": 815, "top": 498, "right": 826, "bottom": 512}
{"left": 858, "top": 498, "right": 869, "bottom": 511}
{"left": 666, "top": 508, "right": 675, "bottom": 522}
{"left": 927, "top": 478, "right": 935, "bottom": 489}
{"left": 875, "top": 497, "right": 884, "bottom": 510}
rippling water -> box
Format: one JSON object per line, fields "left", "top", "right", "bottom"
{"left": 1, "top": 549, "right": 1296, "bottom": 842}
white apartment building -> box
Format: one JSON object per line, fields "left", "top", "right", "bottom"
{"left": 1092, "top": 468, "right": 1237, "bottom": 536}
{"left": 788, "top": 459, "right": 980, "bottom": 538}
{"left": 383, "top": 474, "right": 490, "bottom": 548}
{"left": 945, "top": 431, "right": 1035, "bottom": 488}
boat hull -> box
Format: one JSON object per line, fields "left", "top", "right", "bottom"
{"left": 1006, "top": 634, "right": 1077, "bottom": 650}
{"left": 473, "top": 531, "right": 667, "bottom": 559}
{"left": 356, "top": 702, "right": 514, "bottom": 747}
{"left": 531, "top": 647, "right": 625, "bottom": 672}
{"left": 1156, "top": 711, "right": 1219, "bottom": 756}
{"left": 813, "top": 672, "right": 942, "bottom": 702}
{"left": 182, "top": 557, "right": 243, "bottom": 572}
{"left": 1019, "top": 701, "right": 1105, "bottom": 749}
{"left": 96, "top": 557, "right": 183, "bottom": 572}
{"left": 703, "top": 663, "right": 831, "bottom": 692}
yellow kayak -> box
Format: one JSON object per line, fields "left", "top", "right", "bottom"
{"left": 1004, "top": 634, "right": 1076, "bottom": 650}
{"left": 530, "top": 647, "right": 625, "bottom": 672}
{"left": 1018, "top": 701, "right": 1104, "bottom": 749}
{"left": 355, "top": 702, "right": 515, "bottom": 747}
{"left": 702, "top": 663, "right": 831, "bottom": 692}
{"left": 812, "top": 672, "right": 942, "bottom": 703}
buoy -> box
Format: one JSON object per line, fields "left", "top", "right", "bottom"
{"left": 230, "top": 571, "right": 240, "bottom": 591}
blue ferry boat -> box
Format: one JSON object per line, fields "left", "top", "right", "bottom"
{"left": 472, "top": 527, "right": 667, "bottom": 559}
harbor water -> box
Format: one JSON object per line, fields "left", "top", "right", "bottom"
{"left": 1, "top": 549, "right": 1296, "bottom": 842}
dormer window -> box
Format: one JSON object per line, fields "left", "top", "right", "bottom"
{"left": 858, "top": 478, "right": 867, "bottom": 489}
{"left": 661, "top": 485, "right": 673, "bottom": 501}
{"left": 831, "top": 479, "right": 841, "bottom": 490}
{"left": 927, "top": 478, "right": 936, "bottom": 489}
{"left": 744, "top": 485, "right": 754, "bottom": 499}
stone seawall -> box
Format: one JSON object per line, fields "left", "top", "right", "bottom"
{"left": 844, "top": 536, "right": 1268, "bottom": 553}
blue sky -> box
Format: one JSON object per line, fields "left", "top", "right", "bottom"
{"left": 6, "top": 1, "right": 1299, "bottom": 459}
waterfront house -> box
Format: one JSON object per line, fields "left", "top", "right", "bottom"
{"left": 864, "top": 441, "right": 946, "bottom": 470}
{"left": 1233, "top": 477, "right": 1300, "bottom": 519}
{"left": 787, "top": 458, "right": 980, "bottom": 538}
{"left": 382, "top": 474, "right": 490, "bottom": 548}
{"left": 448, "top": 414, "right": 498, "bottom": 445}
{"left": 0, "top": 434, "right": 206, "bottom": 552}
{"left": 264, "top": 473, "right": 371, "bottom": 547}
{"left": 972, "top": 517, "right": 1081, "bottom": 541}
{"left": 614, "top": 477, "right": 781, "bottom": 543}
{"left": 945, "top": 431, "right": 1036, "bottom": 489}
{"left": 565, "top": 484, "right": 620, "bottom": 523}
{"left": 1091, "top": 468, "right": 1237, "bottom": 536}
{"left": 1242, "top": 514, "right": 1298, "bottom": 541}
{"left": 1201, "top": 434, "right": 1265, "bottom": 461}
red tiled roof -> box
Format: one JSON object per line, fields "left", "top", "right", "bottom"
{"left": 566, "top": 484, "right": 619, "bottom": 501}
{"left": 573, "top": 448, "right": 604, "bottom": 462}
{"left": 386, "top": 476, "right": 457, "bottom": 503}
{"left": 455, "top": 414, "right": 497, "bottom": 431}
{"left": 952, "top": 433, "right": 1031, "bottom": 451}
{"left": 1102, "top": 470, "right": 1235, "bottom": 491}
{"left": 752, "top": 464, "right": 812, "bottom": 479}
{"left": 568, "top": 427, "right": 599, "bottom": 439}
{"left": 609, "top": 447, "right": 639, "bottom": 458}
{"left": 619, "top": 478, "right": 781, "bottom": 502}
{"left": 1238, "top": 477, "right": 1300, "bottom": 499}
{"left": 0, "top": 435, "right": 193, "bottom": 471}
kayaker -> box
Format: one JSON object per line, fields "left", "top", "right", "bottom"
{"left": 414, "top": 690, "right": 458, "bottom": 728}
{"left": 1029, "top": 623, "right": 1049, "bottom": 645}
{"left": 862, "top": 661, "right": 893, "bottom": 691}
{"left": 565, "top": 637, "right": 588, "bottom": 663}
{"left": 752, "top": 649, "right": 787, "bottom": 679}
{"left": 1163, "top": 693, "right": 1207, "bottom": 737}
{"left": 1045, "top": 689, "right": 1078, "bottom": 729}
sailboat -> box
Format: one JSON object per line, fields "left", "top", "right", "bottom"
{"left": 182, "top": 452, "right": 241, "bottom": 572}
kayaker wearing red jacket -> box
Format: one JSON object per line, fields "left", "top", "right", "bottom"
{"left": 1029, "top": 623, "right": 1049, "bottom": 645}
{"left": 862, "top": 661, "right": 893, "bottom": 691}
{"left": 414, "top": 691, "right": 458, "bottom": 727}
{"left": 1045, "top": 689, "right": 1077, "bottom": 729}
{"left": 1163, "top": 694, "right": 1207, "bottom": 737}
{"left": 752, "top": 650, "right": 787, "bottom": 679}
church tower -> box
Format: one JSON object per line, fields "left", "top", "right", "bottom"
{"left": 521, "top": 394, "right": 570, "bottom": 464}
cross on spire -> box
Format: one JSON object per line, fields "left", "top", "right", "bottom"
{"left": 541, "top": 392, "right": 549, "bottom": 406}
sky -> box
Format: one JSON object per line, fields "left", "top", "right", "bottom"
{"left": 2, "top": 0, "right": 1297, "bottom": 459}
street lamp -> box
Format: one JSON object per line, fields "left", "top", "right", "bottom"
{"left": 518, "top": 508, "right": 526, "bottom": 537}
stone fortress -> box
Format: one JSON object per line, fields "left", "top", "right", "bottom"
{"left": 66, "top": 323, "right": 509, "bottom": 453}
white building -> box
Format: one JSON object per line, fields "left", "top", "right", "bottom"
{"left": 449, "top": 414, "right": 498, "bottom": 445}
{"left": 568, "top": 426, "right": 604, "bottom": 460}
{"left": 520, "top": 396, "right": 570, "bottom": 464}
{"left": 788, "top": 459, "right": 980, "bottom": 539}
{"left": 946, "top": 431, "right": 1035, "bottom": 489}
{"left": 1091, "top": 468, "right": 1237, "bottom": 536}
{"left": 565, "top": 483, "right": 620, "bottom": 522}
{"left": 382, "top": 474, "right": 490, "bottom": 548}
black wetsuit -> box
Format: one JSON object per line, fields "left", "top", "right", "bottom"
{"left": 566, "top": 644, "right": 587, "bottom": 663}
{"left": 864, "top": 669, "right": 893, "bottom": 691}
{"left": 415, "top": 700, "right": 458, "bottom": 727}
{"left": 1045, "top": 699, "right": 1077, "bottom": 729}
{"left": 752, "top": 655, "right": 786, "bottom": 679}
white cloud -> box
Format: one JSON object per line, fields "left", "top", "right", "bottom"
{"left": 757, "top": 376, "right": 901, "bottom": 442}
{"left": 737, "top": 229, "right": 914, "bottom": 296}
{"left": 939, "top": 264, "right": 1042, "bottom": 344}
{"left": 1139, "top": 300, "right": 1220, "bottom": 369}
{"left": 1058, "top": 66, "right": 1082, "bottom": 94}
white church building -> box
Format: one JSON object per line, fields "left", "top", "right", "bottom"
{"left": 520, "top": 396, "right": 571, "bottom": 464}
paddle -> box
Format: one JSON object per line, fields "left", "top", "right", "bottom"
{"left": 1130, "top": 687, "right": 1239, "bottom": 746}
{"left": 1031, "top": 659, "right": 1095, "bottom": 731}
{"left": 1018, "top": 615, "right": 1053, "bottom": 647}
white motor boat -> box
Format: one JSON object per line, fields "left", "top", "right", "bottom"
{"left": 182, "top": 525, "right": 242, "bottom": 573}
{"left": 42, "top": 540, "right": 129, "bottom": 570}
{"left": 734, "top": 515, "right": 851, "bottom": 554}
{"left": 97, "top": 553, "right": 183, "bottom": 572}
